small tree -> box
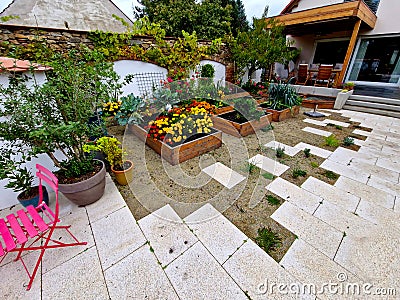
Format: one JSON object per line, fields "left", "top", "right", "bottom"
{"left": 231, "top": 18, "right": 299, "bottom": 81}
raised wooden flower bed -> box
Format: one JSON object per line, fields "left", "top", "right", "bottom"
{"left": 130, "top": 125, "right": 222, "bottom": 165}
{"left": 261, "top": 105, "right": 300, "bottom": 122}
{"left": 211, "top": 112, "right": 272, "bottom": 137}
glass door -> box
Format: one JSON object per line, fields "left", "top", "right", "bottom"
{"left": 348, "top": 36, "right": 400, "bottom": 86}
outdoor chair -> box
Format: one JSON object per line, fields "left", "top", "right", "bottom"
{"left": 0, "top": 164, "right": 87, "bottom": 290}
{"left": 295, "top": 64, "right": 310, "bottom": 85}
{"left": 314, "top": 64, "right": 334, "bottom": 87}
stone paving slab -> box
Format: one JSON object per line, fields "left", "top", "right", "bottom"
{"left": 327, "top": 147, "right": 378, "bottom": 166}
{"left": 223, "top": 240, "right": 314, "bottom": 300}
{"left": 280, "top": 239, "right": 362, "bottom": 300}
{"left": 303, "top": 118, "right": 327, "bottom": 127}
{"left": 104, "top": 244, "right": 179, "bottom": 300}
{"left": 302, "top": 127, "right": 332, "bottom": 137}
{"left": 394, "top": 197, "right": 399, "bottom": 213}
{"left": 138, "top": 204, "right": 198, "bottom": 267}
{"left": 355, "top": 200, "right": 400, "bottom": 230}
{"left": 294, "top": 142, "right": 332, "bottom": 158}
{"left": 367, "top": 176, "right": 400, "bottom": 198}
{"left": 184, "top": 203, "right": 247, "bottom": 264}
{"left": 271, "top": 202, "right": 343, "bottom": 259}
{"left": 91, "top": 207, "right": 147, "bottom": 270}
{"left": 320, "top": 160, "right": 370, "bottom": 184}
{"left": 313, "top": 201, "right": 376, "bottom": 238}
{"left": 323, "top": 119, "right": 350, "bottom": 127}
{"left": 264, "top": 141, "right": 301, "bottom": 157}
{"left": 202, "top": 162, "right": 246, "bottom": 189}
{"left": 334, "top": 229, "right": 400, "bottom": 290}
{"left": 266, "top": 177, "right": 322, "bottom": 214}
{"left": 301, "top": 177, "right": 360, "bottom": 213}
{"left": 349, "top": 160, "right": 400, "bottom": 183}
{"left": 334, "top": 176, "right": 396, "bottom": 209}
{"left": 249, "top": 154, "right": 289, "bottom": 176}
{"left": 376, "top": 157, "right": 400, "bottom": 173}
{"left": 165, "top": 242, "right": 248, "bottom": 300}
{"left": 42, "top": 247, "right": 109, "bottom": 300}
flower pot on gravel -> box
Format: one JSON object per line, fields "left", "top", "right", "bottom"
{"left": 17, "top": 186, "right": 49, "bottom": 208}
{"left": 58, "top": 160, "right": 106, "bottom": 206}
{"left": 334, "top": 90, "right": 353, "bottom": 109}
{"left": 111, "top": 160, "right": 134, "bottom": 185}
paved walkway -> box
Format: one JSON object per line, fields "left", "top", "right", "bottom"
{"left": 1, "top": 109, "right": 399, "bottom": 299}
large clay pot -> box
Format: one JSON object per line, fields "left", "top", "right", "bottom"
{"left": 58, "top": 160, "right": 106, "bottom": 206}
{"left": 111, "top": 160, "right": 133, "bottom": 185}
{"left": 17, "top": 186, "right": 49, "bottom": 208}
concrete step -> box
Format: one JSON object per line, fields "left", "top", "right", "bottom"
{"left": 345, "top": 100, "right": 400, "bottom": 112}
{"left": 349, "top": 94, "right": 400, "bottom": 106}
{"left": 342, "top": 104, "right": 400, "bottom": 118}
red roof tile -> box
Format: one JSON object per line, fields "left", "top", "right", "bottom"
{"left": 0, "top": 57, "right": 51, "bottom": 72}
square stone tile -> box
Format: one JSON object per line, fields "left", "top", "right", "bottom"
{"left": 249, "top": 154, "right": 289, "bottom": 176}
{"left": 0, "top": 251, "right": 41, "bottom": 299}
{"left": 301, "top": 177, "right": 360, "bottom": 213}
{"left": 42, "top": 207, "right": 94, "bottom": 273}
{"left": 294, "top": 142, "right": 332, "bottom": 158}
{"left": 184, "top": 204, "right": 247, "bottom": 264}
{"left": 223, "top": 240, "right": 314, "bottom": 300}
{"left": 42, "top": 247, "right": 109, "bottom": 300}
{"left": 272, "top": 202, "right": 343, "bottom": 259}
{"left": 138, "top": 205, "right": 197, "bottom": 267}
{"left": 91, "top": 207, "right": 147, "bottom": 270}
{"left": 202, "top": 162, "right": 246, "bottom": 189}
{"left": 320, "top": 160, "right": 370, "bottom": 184}
{"left": 303, "top": 118, "right": 327, "bottom": 127}
{"left": 266, "top": 177, "right": 321, "bottom": 214}
{"left": 104, "top": 244, "right": 179, "bottom": 300}
{"left": 264, "top": 141, "right": 301, "bottom": 157}
{"left": 302, "top": 126, "right": 332, "bottom": 137}
{"left": 281, "top": 239, "right": 363, "bottom": 300}
{"left": 327, "top": 147, "right": 378, "bottom": 166}
{"left": 335, "top": 176, "right": 395, "bottom": 210}
{"left": 86, "top": 174, "right": 126, "bottom": 223}
{"left": 323, "top": 119, "right": 350, "bottom": 127}
{"left": 165, "top": 242, "right": 248, "bottom": 300}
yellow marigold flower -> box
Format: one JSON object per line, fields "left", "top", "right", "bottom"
{"left": 197, "top": 128, "right": 203, "bottom": 133}
{"left": 183, "top": 136, "right": 187, "bottom": 139}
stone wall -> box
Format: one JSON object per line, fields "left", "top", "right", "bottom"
{"left": 0, "top": 24, "right": 234, "bottom": 82}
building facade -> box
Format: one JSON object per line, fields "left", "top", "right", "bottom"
{"left": 269, "top": 0, "right": 400, "bottom": 87}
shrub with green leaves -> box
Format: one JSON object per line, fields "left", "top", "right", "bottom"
{"left": 265, "top": 82, "right": 302, "bottom": 110}
{"left": 200, "top": 64, "right": 215, "bottom": 78}
{"left": 343, "top": 136, "right": 355, "bottom": 146}
{"left": 310, "top": 161, "right": 319, "bottom": 168}
{"left": 292, "top": 167, "right": 307, "bottom": 178}
{"left": 324, "top": 135, "right": 340, "bottom": 147}
{"left": 233, "top": 97, "right": 264, "bottom": 121}
{"left": 266, "top": 195, "right": 280, "bottom": 205}
{"left": 115, "top": 94, "right": 146, "bottom": 125}
{"left": 324, "top": 170, "right": 339, "bottom": 180}
{"left": 255, "top": 227, "right": 282, "bottom": 254}
{"left": 303, "top": 148, "right": 311, "bottom": 158}
{"left": 276, "top": 146, "right": 285, "bottom": 158}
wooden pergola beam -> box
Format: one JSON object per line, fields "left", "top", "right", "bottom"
{"left": 337, "top": 19, "right": 362, "bottom": 85}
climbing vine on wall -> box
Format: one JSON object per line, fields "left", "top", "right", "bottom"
{"left": 87, "top": 17, "right": 222, "bottom": 79}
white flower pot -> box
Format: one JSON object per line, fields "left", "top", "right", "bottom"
{"left": 334, "top": 90, "right": 353, "bottom": 109}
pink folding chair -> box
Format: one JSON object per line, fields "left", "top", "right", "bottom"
{"left": 0, "top": 164, "right": 87, "bottom": 290}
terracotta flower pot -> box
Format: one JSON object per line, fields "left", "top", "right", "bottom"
{"left": 58, "top": 160, "right": 106, "bottom": 206}
{"left": 111, "top": 160, "right": 134, "bottom": 185}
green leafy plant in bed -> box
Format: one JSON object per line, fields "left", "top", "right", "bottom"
{"left": 232, "top": 97, "right": 264, "bottom": 121}
{"left": 266, "top": 195, "right": 280, "bottom": 205}
{"left": 275, "top": 146, "right": 285, "bottom": 158}
{"left": 292, "top": 167, "right": 307, "bottom": 178}
{"left": 343, "top": 136, "right": 355, "bottom": 146}
{"left": 324, "top": 170, "right": 339, "bottom": 180}
{"left": 262, "top": 81, "right": 302, "bottom": 110}
{"left": 303, "top": 148, "right": 311, "bottom": 158}
{"left": 255, "top": 227, "right": 282, "bottom": 254}
{"left": 324, "top": 135, "right": 340, "bottom": 147}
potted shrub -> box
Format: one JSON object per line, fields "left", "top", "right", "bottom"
{"left": 84, "top": 137, "right": 133, "bottom": 186}
{"left": 0, "top": 49, "right": 121, "bottom": 206}
{"left": 0, "top": 150, "right": 49, "bottom": 207}
{"left": 259, "top": 81, "right": 302, "bottom": 122}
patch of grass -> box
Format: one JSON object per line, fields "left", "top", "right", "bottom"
{"left": 335, "top": 125, "right": 343, "bottom": 130}
{"left": 292, "top": 167, "right": 307, "bottom": 178}
{"left": 262, "top": 172, "right": 275, "bottom": 180}
{"left": 303, "top": 148, "right": 311, "bottom": 158}
{"left": 245, "top": 160, "right": 258, "bottom": 174}
{"left": 261, "top": 124, "right": 274, "bottom": 132}
{"left": 276, "top": 146, "right": 285, "bottom": 158}
{"left": 324, "top": 170, "right": 339, "bottom": 180}
{"left": 255, "top": 227, "right": 282, "bottom": 254}
{"left": 266, "top": 195, "right": 280, "bottom": 205}
{"left": 324, "top": 134, "right": 340, "bottom": 147}
{"left": 343, "top": 136, "right": 355, "bottom": 146}
{"left": 310, "top": 161, "right": 319, "bottom": 168}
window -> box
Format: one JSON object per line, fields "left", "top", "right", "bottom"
{"left": 313, "top": 40, "right": 349, "bottom": 65}
{"left": 363, "top": 0, "right": 380, "bottom": 13}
